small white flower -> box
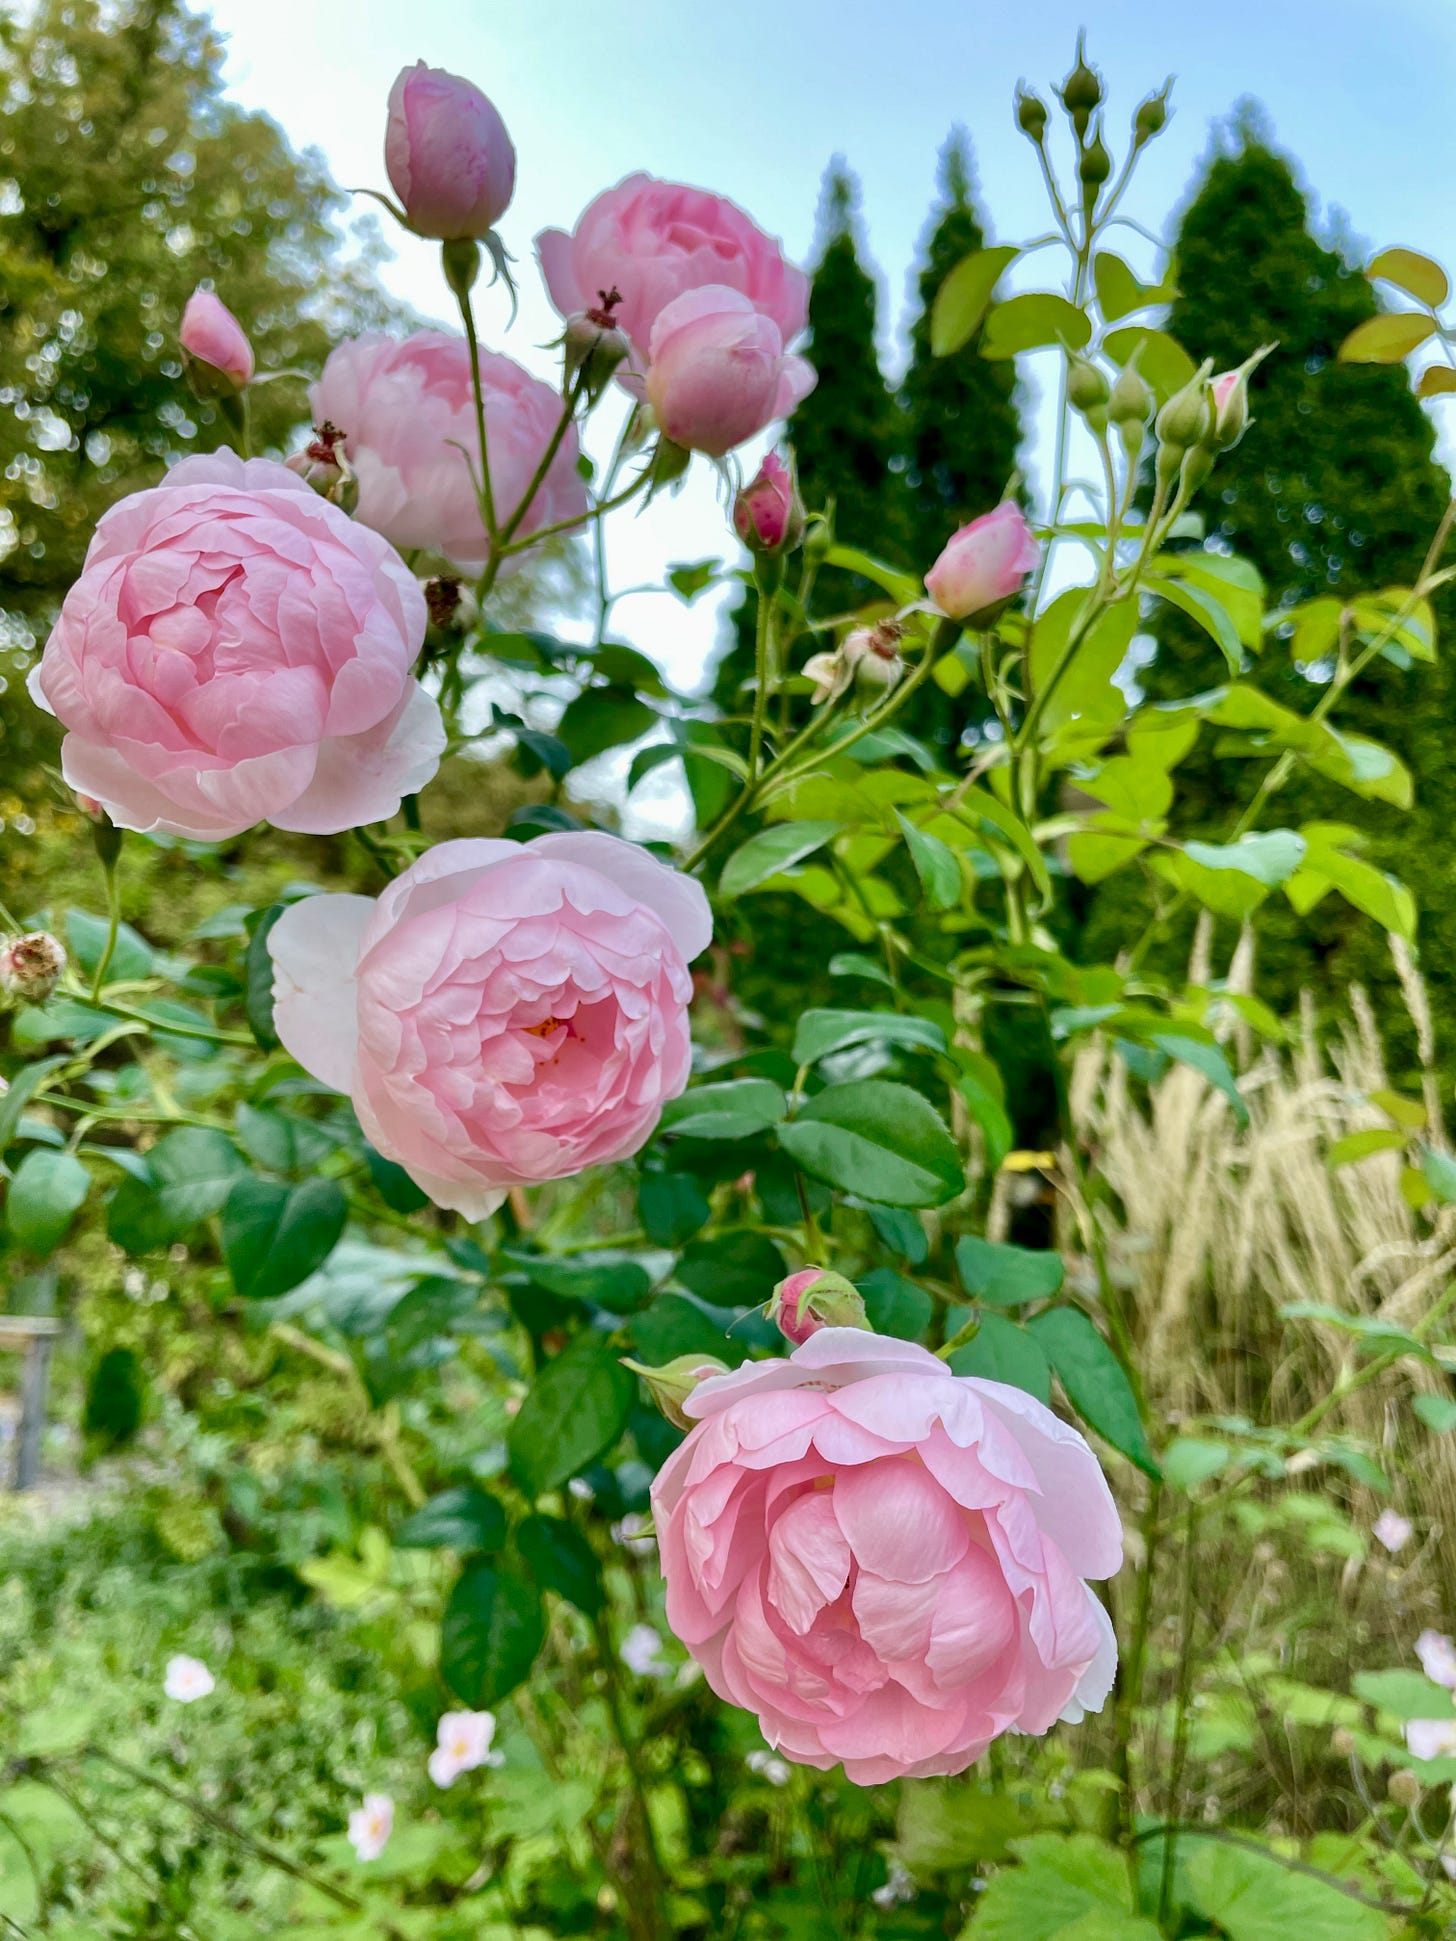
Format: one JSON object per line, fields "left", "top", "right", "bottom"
{"left": 620, "top": 1623, "right": 671, "bottom": 1679}
{"left": 1372, "top": 1509, "right": 1413, "bottom": 1554}
{"left": 347, "top": 1793, "right": 394, "bottom": 1862}
{"left": 163, "top": 1655, "right": 215, "bottom": 1703}
{"left": 1417, "top": 1630, "right": 1456, "bottom": 1690}
{"left": 871, "top": 1861, "right": 916, "bottom": 1909}
{"left": 567, "top": 1477, "right": 595, "bottom": 1502}
{"left": 745, "top": 1748, "right": 791, "bottom": 1787}
{"left": 1406, "top": 1718, "right": 1456, "bottom": 1761}
{"left": 611, "top": 1511, "right": 655, "bottom": 1553}
{"left": 428, "top": 1710, "right": 502, "bottom": 1788}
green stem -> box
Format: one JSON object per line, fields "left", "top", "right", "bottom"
{"left": 747, "top": 559, "right": 781, "bottom": 781}
{"left": 90, "top": 858, "right": 122, "bottom": 1003}
{"left": 88, "top": 998, "right": 253, "bottom": 1047}
{"left": 1158, "top": 1501, "right": 1200, "bottom": 1918}
{"left": 475, "top": 374, "right": 588, "bottom": 605}
{"left": 590, "top": 1609, "right": 669, "bottom": 1941}
{"left": 455, "top": 284, "right": 498, "bottom": 539}
{"left": 1115, "top": 1480, "right": 1163, "bottom": 1844}
{"left": 936, "top": 1314, "right": 980, "bottom": 1361}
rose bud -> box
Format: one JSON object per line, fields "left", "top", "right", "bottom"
{"left": 563, "top": 289, "right": 631, "bottom": 405}
{"left": 0, "top": 932, "right": 67, "bottom": 1010}
{"left": 925, "top": 501, "right": 1039, "bottom": 627}
{"left": 1015, "top": 85, "right": 1049, "bottom": 143}
{"left": 1067, "top": 356, "right": 1110, "bottom": 431}
{"left": 768, "top": 1267, "right": 868, "bottom": 1346}
{"left": 636, "top": 285, "right": 816, "bottom": 459}
{"left": 733, "top": 451, "right": 805, "bottom": 556}
{"left": 385, "top": 62, "right": 515, "bottom": 242}
{"left": 179, "top": 289, "right": 253, "bottom": 396}
{"left": 622, "top": 1353, "right": 731, "bottom": 1430}
{"left": 1207, "top": 345, "right": 1274, "bottom": 452}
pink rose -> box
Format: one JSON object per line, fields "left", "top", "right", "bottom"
{"left": 268, "top": 833, "right": 712, "bottom": 1218}
{"left": 536, "top": 173, "right": 808, "bottom": 373}
{"left": 385, "top": 62, "right": 515, "bottom": 241}
{"left": 179, "top": 289, "right": 253, "bottom": 390}
{"left": 653, "top": 1329, "right": 1122, "bottom": 1785}
{"left": 29, "top": 451, "right": 441, "bottom": 840}
{"left": 734, "top": 451, "right": 805, "bottom": 555}
{"left": 924, "top": 502, "right": 1039, "bottom": 626}
{"left": 631, "top": 287, "right": 815, "bottom": 458}
{"left": 311, "top": 332, "right": 587, "bottom": 575}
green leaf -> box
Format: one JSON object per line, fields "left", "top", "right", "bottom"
{"left": 1328, "top": 1128, "right": 1406, "bottom": 1168}
{"left": 508, "top": 1336, "right": 636, "bottom": 1498}
{"left": 502, "top": 1247, "right": 651, "bottom": 1312}
{"left": 221, "top": 1176, "right": 347, "bottom": 1299}
{"left": 396, "top": 1486, "right": 507, "bottom": 1553}
{"left": 66, "top": 907, "right": 152, "bottom": 984}
{"left": 1369, "top": 246, "right": 1449, "bottom": 308}
{"left": 5, "top": 1149, "right": 90, "bottom": 1254}
{"left": 719, "top": 820, "right": 842, "bottom": 899}
{"left": 1028, "top": 1307, "right": 1158, "bottom": 1476}
{"left": 1185, "top": 830, "right": 1306, "bottom": 887}
{"left": 857, "top": 1268, "right": 932, "bottom": 1341}
{"left": 628, "top": 1293, "right": 736, "bottom": 1365}
{"left": 0, "top": 1057, "right": 67, "bottom": 1152}
{"left": 555, "top": 686, "right": 655, "bottom": 765}
{"left": 1149, "top": 571, "right": 1245, "bottom": 673}
{"left": 1028, "top": 590, "right": 1136, "bottom": 729}
{"left": 791, "top": 1008, "right": 946, "bottom": 1066}
{"left": 1153, "top": 550, "right": 1265, "bottom": 648}
{"left": 667, "top": 557, "right": 722, "bottom": 601}
{"left": 930, "top": 244, "right": 1020, "bottom": 355}
{"left": 1161, "top": 1436, "right": 1233, "bottom": 1491}
{"left": 981, "top": 292, "right": 1091, "bottom": 360}
{"left": 821, "top": 544, "right": 921, "bottom": 606}
{"left": 677, "top": 1230, "right": 786, "bottom": 1310}
{"left": 971, "top": 1833, "right": 1133, "bottom": 1941}
{"left": 1354, "top": 1667, "right": 1456, "bottom": 1720}
{"left": 1092, "top": 249, "right": 1174, "bottom": 322}
{"left": 1182, "top": 1833, "right": 1390, "bottom": 1941}
{"left": 956, "top": 1054, "right": 1014, "bottom": 1174}
{"left": 516, "top": 1513, "right": 604, "bottom": 1615}
{"left": 1414, "top": 1393, "right": 1456, "bottom": 1433}
{"left": 947, "top": 1311, "right": 1052, "bottom": 1403}
{"left": 778, "top": 1079, "right": 963, "bottom": 1208}
{"left": 895, "top": 809, "right": 962, "bottom": 910}
{"left": 1421, "top": 1146, "right": 1456, "bottom": 1203}
{"left": 869, "top": 1204, "right": 929, "bottom": 1265}
{"left": 657, "top": 1078, "right": 787, "bottom": 1141}
{"left": 108, "top": 1126, "right": 245, "bottom": 1253}
{"left": 244, "top": 904, "right": 284, "bottom": 1050}
{"left": 1152, "top": 1033, "right": 1249, "bottom": 1129}
{"left": 363, "top": 1143, "right": 429, "bottom": 1213}
{"left": 829, "top": 950, "right": 895, "bottom": 989}
{"left": 638, "top": 1171, "right": 710, "bottom": 1249}
{"left": 1418, "top": 364, "right": 1456, "bottom": 399}
{"left": 235, "top": 1104, "right": 335, "bottom": 1174}
{"left": 956, "top": 1235, "right": 1065, "bottom": 1307}
{"left": 1102, "top": 325, "right": 1197, "bottom": 401}
{"left": 1287, "top": 828, "right": 1415, "bottom": 942}
{"left": 440, "top": 1561, "right": 544, "bottom": 1707}
{"left": 1339, "top": 311, "right": 1436, "bottom": 363}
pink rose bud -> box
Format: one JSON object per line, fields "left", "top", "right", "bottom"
{"left": 733, "top": 451, "right": 805, "bottom": 556}
{"left": 179, "top": 289, "right": 254, "bottom": 394}
{"left": 562, "top": 288, "right": 630, "bottom": 405}
{"left": 652, "top": 1328, "right": 1123, "bottom": 1783}
{"left": 1207, "top": 344, "right": 1273, "bottom": 452}
{"left": 768, "top": 1267, "right": 868, "bottom": 1346}
{"left": 385, "top": 61, "right": 515, "bottom": 241}
{"left": 0, "top": 932, "right": 67, "bottom": 1009}
{"left": 639, "top": 286, "right": 816, "bottom": 459}
{"left": 925, "top": 501, "right": 1039, "bottom": 627}
{"left": 623, "top": 1353, "right": 731, "bottom": 1430}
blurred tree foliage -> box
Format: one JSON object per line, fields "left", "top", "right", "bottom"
{"left": 1083, "top": 110, "right": 1456, "bottom": 1077}
{"left": 0, "top": 0, "right": 406, "bottom": 794}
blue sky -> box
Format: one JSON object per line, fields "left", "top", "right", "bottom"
{"left": 206, "top": 0, "right": 1456, "bottom": 707}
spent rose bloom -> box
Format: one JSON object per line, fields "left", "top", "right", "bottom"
{"left": 630, "top": 287, "right": 815, "bottom": 458}
{"left": 179, "top": 289, "right": 253, "bottom": 390}
{"left": 385, "top": 62, "right": 515, "bottom": 241}
{"left": 428, "top": 1710, "right": 501, "bottom": 1787}
{"left": 29, "top": 451, "right": 441, "bottom": 840}
{"left": 653, "top": 1328, "right": 1122, "bottom": 1785}
{"left": 268, "top": 832, "right": 711, "bottom": 1218}
{"left": 163, "top": 1654, "right": 215, "bottom": 1703}
{"left": 536, "top": 174, "right": 808, "bottom": 376}
{"left": 0, "top": 932, "right": 67, "bottom": 1010}
{"left": 734, "top": 451, "right": 805, "bottom": 555}
{"left": 311, "top": 333, "right": 587, "bottom": 575}
{"left": 347, "top": 1793, "right": 394, "bottom": 1862}
{"left": 924, "top": 502, "right": 1040, "bottom": 626}
{"left": 1372, "top": 1508, "right": 1413, "bottom": 1554}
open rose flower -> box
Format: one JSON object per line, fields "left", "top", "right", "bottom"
{"left": 347, "top": 1793, "right": 394, "bottom": 1862}
{"left": 29, "top": 451, "right": 441, "bottom": 840}
{"left": 653, "top": 1329, "right": 1122, "bottom": 1785}
{"left": 629, "top": 286, "right": 815, "bottom": 457}
{"left": 311, "top": 332, "right": 587, "bottom": 575}
{"left": 268, "top": 833, "right": 711, "bottom": 1218}
{"left": 428, "top": 1709, "right": 502, "bottom": 1787}
{"left": 536, "top": 173, "right": 808, "bottom": 374}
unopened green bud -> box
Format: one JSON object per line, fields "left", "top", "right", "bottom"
{"left": 1067, "top": 355, "right": 1110, "bottom": 430}
{"left": 1108, "top": 361, "right": 1153, "bottom": 429}
{"left": 803, "top": 509, "right": 834, "bottom": 560}
{"left": 1079, "top": 126, "right": 1113, "bottom": 189}
{"left": 1133, "top": 81, "right": 1173, "bottom": 148}
{"left": 1059, "top": 33, "right": 1103, "bottom": 139}
{"left": 621, "top": 1353, "right": 730, "bottom": 1431}
{"left": 1388, "top": 1769, "right": 1423, "bottom": 1808}
{"left": 1155, "top": 359, "right": 1214, "bottom": 456}
{"left": 1015, "top": 85, "right": 1049, "bottom": 143}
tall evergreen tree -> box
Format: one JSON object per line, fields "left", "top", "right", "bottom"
{"left": 0, "top": 0, "right": 404, "bottom": 791}
{"left": 1084, "top": 108, "right": 1456, "bottom": 1075}
{"left": 900, "top": 131, "right": 1023, "bottom": 566}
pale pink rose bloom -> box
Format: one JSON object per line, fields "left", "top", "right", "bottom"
{"left": 1418, "top": 1629, "right": 1456, "bottom": 1689}
{"left": 347, "top": 1793, "right": 394, "bottom": 1861}
{"left": 428, "top": 1709, "right": 501, "bottom": 1787}
{"left": 652, "top": 1328, "right": 1122, "bottom": 1786}
{"left": 536, "top": 173, "right": 808, "bottom": 374}
{"left": 179, "top": 289, "right": 253, "bottom": 388}
{"left": 924, "top": 502, "right": 1040, "bottom": 626}
{"left": 385, "top": 62, "right": 515, "bottom": 240}
{"left": 1406, "top": 1718, "right": 1456, "bottom": 1761}
{"left": 628, "top": 287, "right": 815, "bottom": 458}
{"left": 163, "top": 1654, "right": 215, "bottom": 1703}
{"left": 269, "top": 832, "right": 712, "bottom": 1219}
{"left": 1372, "top": 1508, "right": 1413, "bottom": 1554}
{"left": 29, "top": 451, "right": 441, "bottom": 840}
{"left": 311, "top": 333, "right": 587, "bottom": 575}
